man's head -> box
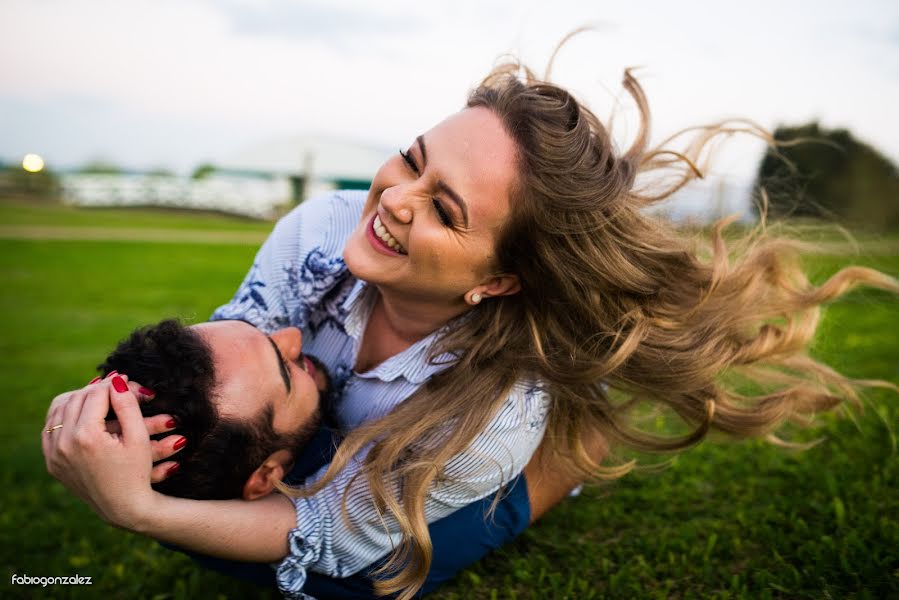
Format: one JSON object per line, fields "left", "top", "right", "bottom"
{"left": 99, "top": 319, "right": 330, "bottom": 501}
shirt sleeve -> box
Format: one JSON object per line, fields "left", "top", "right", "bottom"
{"left": 209, "top": 190, "right": 363, "bottom": 333}
{"left": 274, "top": 380, "right": 549, "bottom": 597}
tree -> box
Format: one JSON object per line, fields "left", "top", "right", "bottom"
{"left": 753, "top": 123, "right": 899, "bottom": 232}
{"left": 191, "top": 164, "right": 216, "bottom": 180}
{"left": 78, "top": 160, "right": 123, "bottom": 175}
{"left": 0, "top": 163, "right": 60, "bottom": 198}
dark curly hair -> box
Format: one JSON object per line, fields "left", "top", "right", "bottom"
{"left": 98, "top": 319, "right": 323, "bottom": 500}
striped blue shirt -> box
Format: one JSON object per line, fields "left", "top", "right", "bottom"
{"left": 211, "top": 190, "right": 549, "bottom": 598}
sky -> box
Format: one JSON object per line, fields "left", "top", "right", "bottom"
{"left": 1, "top": 0, "right": 898, "bottom": 182}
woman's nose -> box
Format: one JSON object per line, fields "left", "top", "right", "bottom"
{"left": 270, "top": 327, "right": 302, "bottom": 361}
{"left": 380, "top": 184, "right": 414, "bottom": 224}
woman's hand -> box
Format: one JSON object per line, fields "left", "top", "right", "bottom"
{"left": 43, "top": 375, "right": 295, "bottom": 561}
{"left": 41, "top": 374, "right": 181, "bottom": 530}
{"left": 44, "top": 374, "right": 184, "bottom": 473}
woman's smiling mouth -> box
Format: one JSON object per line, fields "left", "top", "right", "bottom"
{"left": 367, "top": 213, "right": 407, "bottom": 255}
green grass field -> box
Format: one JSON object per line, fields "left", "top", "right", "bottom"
{"left": 0, "top": 197, "right": 276, "bottom": 232}
{"left": 1, "top": 200, "right": 897, "bottom": 599}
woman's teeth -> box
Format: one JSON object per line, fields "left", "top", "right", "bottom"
{"left": 374, "top": 215, "right": 407, "bottom": 254}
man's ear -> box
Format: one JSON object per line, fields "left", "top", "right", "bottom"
{"left": 242, "top": 449, "right": 294, "bottom": 501}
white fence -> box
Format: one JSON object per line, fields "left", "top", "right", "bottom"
{"left": 61, "top": 173, "right": 296, "bottom": 219}
{"left": 60, "top": 173, "right": 753, "bottom": 224}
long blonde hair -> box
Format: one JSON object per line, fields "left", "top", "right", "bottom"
{"left": 279, "top": 38, "right": 899, "bottom": 598}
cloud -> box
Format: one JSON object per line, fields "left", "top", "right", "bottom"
{"left": 0, "top": 0, "right": 896, "bottom": 177}
{"left": 219, "top": 0, "right": 426, "bottom": 43}
{"left": 0, "top": 94, "right": 262, "bottom": 170}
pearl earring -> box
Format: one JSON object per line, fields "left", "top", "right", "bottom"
{"left": 470, "top": 293, "right": 482, "bottom": 305}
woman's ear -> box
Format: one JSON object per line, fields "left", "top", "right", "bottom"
{"left": 241, "top": 449, "right": 294, "bottom": 501}
{"left": 479, "top": 273, "right": 521, "bottom": 298}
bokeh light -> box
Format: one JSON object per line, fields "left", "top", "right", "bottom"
{"left": 22, "top": 153, "right": 45, "bottom": 173}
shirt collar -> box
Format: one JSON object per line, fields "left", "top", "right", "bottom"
{"left": 341, "top": 279, "right": 370, "bottom": 340}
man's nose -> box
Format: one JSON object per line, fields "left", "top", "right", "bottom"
{"left": 271, "top": 327, "right": 302, "bottom": 361}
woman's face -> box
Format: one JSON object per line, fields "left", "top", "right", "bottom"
{"left": 344, "top": 106, "right": 520, "bottom": 305}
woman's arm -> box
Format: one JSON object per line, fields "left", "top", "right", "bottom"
{"left": 43, "top": 371, "right": 553, "bottom": 594}
{"left": 43, "top": 377, "right": 296, "bottom": 562}
{"left": 208, "top": 191, "right": 362, "bottom": 332}
{"left": 523, "top": 423, "right": 608, "bottom": 523}
{"left": 139, "top": 491, "right": 296, "bottom": 562}
{"left": 44, "top": 193, "right": 368, "bottom": 564}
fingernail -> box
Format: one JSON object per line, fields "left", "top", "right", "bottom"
{"left": 165, "top": 418, "right": 177, "bottom": 429}
{"left": 139, "top": 386, "right": 155, "bottom": 397}
{"left": 111, "top": 375, "right": 128, "bottom": 393}
{"left": 173, "top": 437, "right": 187, "bottom": 451}
{"left": 105, "top": 370, "right": 118, "bottom": 379}
{"left": 88, "top": 376, "right": 101, "bottom": 384}
{"left": 166, "top": 463, "right": 180, "bottom": 477}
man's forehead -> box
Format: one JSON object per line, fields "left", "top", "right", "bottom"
{"left": 192, "top": 319, "right": 257, "bottom": 334}
{"left": 190, "top": 321, "right": 273, "bottom": 410}
{"left": 194, "top": 321, "right": 270, "bottom": 356}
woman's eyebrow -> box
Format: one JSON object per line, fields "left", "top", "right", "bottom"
{"left": 416, "top": 135, "right": 470, "bottom": 227}
{"left": 266, "top": 337, "right": 292, "bottom": 393}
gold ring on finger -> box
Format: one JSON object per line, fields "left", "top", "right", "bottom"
{"left": 45, "top": 424, "right": 64, "bottom": 434}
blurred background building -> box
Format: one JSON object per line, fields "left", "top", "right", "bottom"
{"left": 53, "top": 135, "right": 393, "bottom": 219}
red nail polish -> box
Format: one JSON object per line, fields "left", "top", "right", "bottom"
{"left": 173, "top": 437, "right": 187, "bottom": 451}
{"left": 111, "top": 375, "right": 128, "bottom": 393}
{"left": 139, "top": 386, "right": 155, "bottom": 397}
{"left": 166, "top": 463, "right": 180, "bottom": 477}
{"left": 88, "top": 376, "right": 101, "bottom": 384}
{"left": 105, "top": 370, "right": 118, "bottom": 379}
{"left": 165, "top": 418, "right": 177, "bottom": 429}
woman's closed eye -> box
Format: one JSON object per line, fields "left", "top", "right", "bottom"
{"left": 399, "top": 148, "right": 456, "bottom": 228}
{"left": 431, "top": 199, "right": 453, "bottom": 227}
{"left": 399, "top": 149, "right": 419, "bottom": 174}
